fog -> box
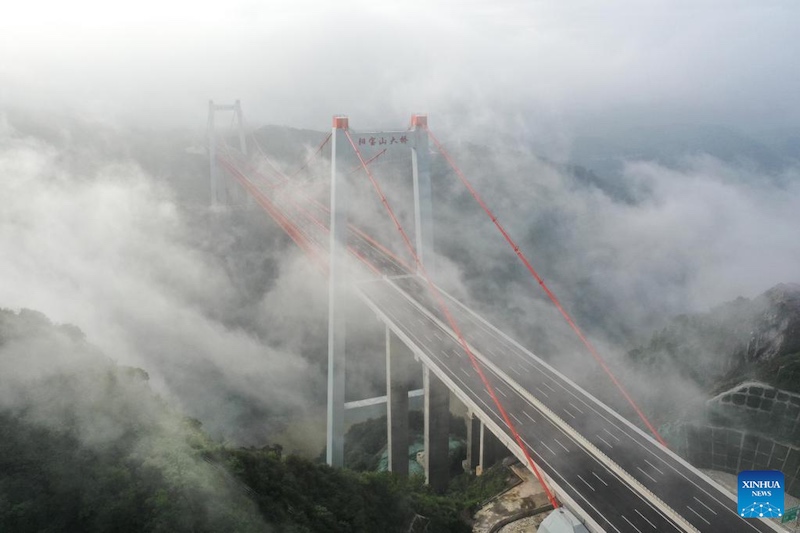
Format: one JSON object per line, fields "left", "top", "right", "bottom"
{"left": 0, "top": 119, "right": 325, "bottom": 449}
{"left": 428, "top": 143, "right": 800, "bottom": 422}
{"left": 1, "top": 0, "right": 799, "bottom": 454}
{"left": 2, "top": 1, "right": 799, "bottom": 135}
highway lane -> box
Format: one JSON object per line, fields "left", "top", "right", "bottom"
{"left": 358, "top": 278, "right": 688, "bottom": 533}
{"left": 384, "top": 274, "right": 782, "bottom": 533}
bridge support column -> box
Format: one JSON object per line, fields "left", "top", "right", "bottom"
{"left": 386, "top": 327, "right": 412, "bottom": 476}
{"left": 465, "top": 411, "right": 481, "bottom": 473}
{"left": 477, "top": 420, "right": 507, "bottom": 475}
{"left": 423, "top": 366, "right": 450, "bottom": 492}
{"left": 327, "top": 116, "right": 350, "bottom": 467}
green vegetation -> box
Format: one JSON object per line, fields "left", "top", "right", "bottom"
{"left": 217, "top": 447, "right": 471, "bottom": 533}
{"left": 627, "top": 284, "right": 800, "bottom": 394}
{"left": 343, "top": 411, "right": 466, "bottom": 473}
{"left": 0, "top": 307, "right": 504, "bottom": 532}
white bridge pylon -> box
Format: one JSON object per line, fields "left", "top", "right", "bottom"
{"left": 327, "top": 114, "right": 435, "bottom": 468}
{"left": 207, "top": 100, "right": 246, "bottom": 208}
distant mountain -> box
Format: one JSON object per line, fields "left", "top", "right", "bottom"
{"left": 627, "top": 282, "right": 800, "bottom": 393}
{"left": 571, "top": 123, "right": 796, "bottom": 180}
{"left": 629, "top": 284, "right": 800, "bottom": 497}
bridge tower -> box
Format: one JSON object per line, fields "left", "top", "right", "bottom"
{"left": 207, "top": 100, "right": 247, "bottom": 208}
{"left": 327, "top": 116, "right": 444, "bottom": 484}
{"left": 327, "top": 116, "right": 350, "bottom": 467}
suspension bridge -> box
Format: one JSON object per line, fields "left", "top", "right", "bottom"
{"left": 208, "top": 101, "right": 783, "bottom": 533}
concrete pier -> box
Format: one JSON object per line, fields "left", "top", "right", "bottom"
{"left": 466, "top": 411, "right": 481, "bottom": 472}
{"left": 386, "top": 327, "right": 413, "bottom": 476}
{"left": 424, "top": 366, "right": 450, "bottom": 492}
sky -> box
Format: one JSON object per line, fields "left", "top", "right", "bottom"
{"left": 1, "top": 0, "right": 799, "bottom": 134}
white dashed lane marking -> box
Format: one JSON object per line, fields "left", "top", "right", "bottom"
{"left": 644, "top": 459, "right": 664, "bottom": 476}
{"left": 553, "top": 438, "right": 570, "bottom": 453}
{"left": 634, "top": 508, "right": 657, "bottom": 529}
{"left": 693, "top": 497, "right": 717, "bottom": 515}
{"left": 621, "top": 515, "right": 643, "bottom": 533}
{"left": 686, "top": 505, "right": 710, "bottom": 525}
{"left": 577, "top": 474, "right": 595, "bottom": 492}
{"left": 540, "top": 441, "right": 557, "bottom": 456}
{"left": 568, "top": 401, "right": 585, "bottom": 414}
{"left": 596, "top": 435, "right": 614, "bottom": 449}
{"left": 602, "top": 427, "right": 621, "bottom": 442}
{"left": 636, "top": 466, "right": 658, "bottom": 484}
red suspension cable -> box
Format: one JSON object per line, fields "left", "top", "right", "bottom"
{"left": 247, "top": 146, "right": 414, "bottom": 274}
{"left": 219, "top": 157, "right": 328, "bottom": 273}
{"left": 291, "top": 133, "right": 332, "bottom": 177}
{"left": 425, "top": 127, "right": 668, "bottom": 448}
{"left": 344, "top": 130, "right": 560, "bottom": 509}
{"left": 226, "top": 155, "right": 399, "bottom": 278}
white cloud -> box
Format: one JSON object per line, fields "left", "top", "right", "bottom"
{"left": 0, "top": 120, "right": 321, "bottom": 444}
{"left": 1, "top": 1, "right": 798, "bottom": 132}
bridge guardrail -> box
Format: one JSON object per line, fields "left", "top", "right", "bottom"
{"left": 386, "top": 278, "right": 701, "bottom": 533}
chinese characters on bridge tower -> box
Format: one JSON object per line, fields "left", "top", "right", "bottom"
{"left": 357, "top": 135, "right": 409, "bottom": 147}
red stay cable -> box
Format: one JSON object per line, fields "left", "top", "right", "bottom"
{"left": 425, "top": 127, "right": 668, "bottom": 448}
{"left": 344, "top": 130, "right": 560, "bottom": 509}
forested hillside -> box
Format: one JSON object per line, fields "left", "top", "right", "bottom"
{"left": 0, "top": 307, "right": 499, "bottom": 532}
{"left": 627, "top": 282, "right": 800, "bottom": 395}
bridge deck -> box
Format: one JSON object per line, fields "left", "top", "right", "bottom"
{"left": 222, "top": 156, "right": 781, "bottom": 532}
{"left": 357, "top": 275, "right": 782, "bottom": 533}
